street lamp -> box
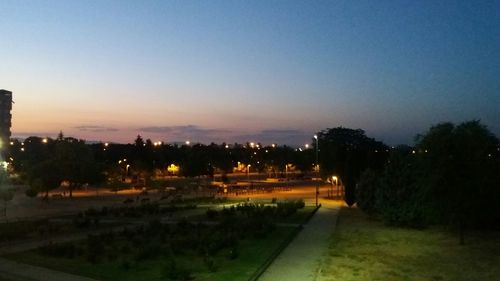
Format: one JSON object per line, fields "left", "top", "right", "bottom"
{"left": 247, "top": 164, "right": 251, "bottom": 182}
{"left": 314, "top": 134, "right": 319, "bottom": 206}
{"left": 332, "top": 176, "right": 338, "bottom": 198}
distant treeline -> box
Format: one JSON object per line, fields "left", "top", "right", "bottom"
{"left": 6, "top": 120, "right": 500, "bottom": 240}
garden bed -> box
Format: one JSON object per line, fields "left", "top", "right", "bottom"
{"left": 6, "top": 219, "right": 298, "bottom": 281}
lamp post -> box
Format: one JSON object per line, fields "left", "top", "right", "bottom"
{"left": 247, "top": 164, "right": 251, "bottom": 182}
{"left": 314, "top": 134, "right": 319, "bottom": 207}
{"left": 332, "top": 176, "right": 338, "bottom": 199}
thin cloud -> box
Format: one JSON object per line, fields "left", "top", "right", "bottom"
{"left": 75, "top": 125, "right": 119, "bottom": 132}
{"left": 234, "top": 129, "right": 313, "bottom": 145}
{"left": 139, "top": 125, "right": 231, "bottom": 142}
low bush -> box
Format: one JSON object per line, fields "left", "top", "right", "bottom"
{"left": 162, "top": 259, "right": 193, "bottom": 281}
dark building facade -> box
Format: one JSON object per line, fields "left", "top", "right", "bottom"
{"left": 0, "top": 90, "right": 12, "bottom": 149}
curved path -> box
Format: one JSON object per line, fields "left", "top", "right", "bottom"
{"left": 0, "top": 257, "right": 98, "bottom": 281}
{"left": 258, "top": 200, "right": 341, "bottom": 281}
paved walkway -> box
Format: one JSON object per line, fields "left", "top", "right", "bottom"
{"left": 258, "top": 200, "right": 340, "bottom": 281}
{"left": 0, "top": 258, "right": 98, "bottom": 281}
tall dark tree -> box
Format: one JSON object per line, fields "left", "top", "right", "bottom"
{"left": 27, "top": 159, "right": 62, "bottom": 200}
{"left": 54, "top": 137, "right": 104, "bottom": 197}
{"left": 416, "top": 120, "right": 500, "bottom": 243}
{"left": 316, "top": 127, "right": 388, "bottom": 206}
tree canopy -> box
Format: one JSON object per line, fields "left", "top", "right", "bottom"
{"left": 356, "top": 120, "right": 500, "bottom": 243}
{"left": 316, "top": 127, "right": 389, "bottom": 206}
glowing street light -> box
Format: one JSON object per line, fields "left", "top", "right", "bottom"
{"left": 185, "top": 140, "right": 190, "bottom": 145}
{"left": 42, "top": 138, "right": 48, "bottom": 144}
{"left": 314, "top": 134, "right": 319, "bottom": 206}
{"left": 331, "top": 176, "right": 338, "bottom": 198}
{"left": 247, "top": 164, "right": 251, "bottom": 182}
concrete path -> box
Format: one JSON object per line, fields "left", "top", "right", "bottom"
{"left": 0, "top": 257, "right": 98, "bottom": 281}
{"left": 258, "top": 200, "right": 340, "bottom": 281}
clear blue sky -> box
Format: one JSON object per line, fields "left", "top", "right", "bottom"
{"left": 1, "top": 0, "right": 499, "bottom": 145}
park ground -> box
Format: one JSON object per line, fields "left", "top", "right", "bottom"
{"left": 1, "top": 183, "right": 499, "bottom": 281}
{"left": 317, "top": 207, "right": 500, "bottom": 281}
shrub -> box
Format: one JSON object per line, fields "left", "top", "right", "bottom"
{"left": 228, "top": 246, "right": 239, "bottom": 260}
{"left": 38, "top": 242, "right": 76, "bottom": 258}
{"left": 162, "top": 259, "right": 193, "bottom": 281}
{"left": 86, "top": 235, "right": 105, "bottom": 263}
{"left": 203, "top": 256, "right": 217, "bottom": 272}
{"left": 206, "top": 209, "right": 218, "bottom": 219}
{"left": 356, "top": 169, "right": 380, "bottom": 214}
{"left": 25, "top": 188, "right": 38, "bottom": 198}
{"left": 121, "top": 260, "right": 131, "bottom": 270}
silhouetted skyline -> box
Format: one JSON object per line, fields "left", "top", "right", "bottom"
{"left": 2, "top": 1, "right": 499, "bottom": 145}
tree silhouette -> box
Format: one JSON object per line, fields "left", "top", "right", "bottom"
{"left": 416, "top": 120, "right": 500, "bottom": 244}
{"left": 316, "top": 127, "right": 388, "bottom": 206}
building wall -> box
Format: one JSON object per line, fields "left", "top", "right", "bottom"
{"left": 0, "top": 90, "right": 12, "bottom": 149}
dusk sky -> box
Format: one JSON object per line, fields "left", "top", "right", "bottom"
{"left": 1, "top": 1, "right": 499, "bottom": 145}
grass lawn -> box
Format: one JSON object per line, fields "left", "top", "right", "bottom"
{"left": 6, "top": 226, "right": 297, "bottom": 281}
{"left": 318, "top": 207, "right": 500, "bottom": 281}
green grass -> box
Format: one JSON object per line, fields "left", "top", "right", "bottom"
{"left": 318, "top": 207, "right": 500, "bottom": 281}
{"left": 6, "top": 226, "right": 297, "bottom": 281}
